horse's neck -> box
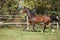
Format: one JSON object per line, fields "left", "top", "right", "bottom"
{"left": 26, "top": 8, "right": 35, "bottom": 18}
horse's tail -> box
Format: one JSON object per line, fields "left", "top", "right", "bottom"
{"left": 50, "top": 16, "right": 59, "bottom": 22}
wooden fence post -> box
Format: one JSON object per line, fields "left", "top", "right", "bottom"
{"left": 26, "top": 16, "right": 29, "bottom": 30}
{"left": 57, "top": 22, "right": 59, "bottom": 30}
{"left": 56, "top": 16, "right": 59, "bottom": 30}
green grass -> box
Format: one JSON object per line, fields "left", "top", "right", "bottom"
{"left": 0, "top": 27, "right": 60, "bottom": 40}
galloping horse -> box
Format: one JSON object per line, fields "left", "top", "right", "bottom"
{"left": 20, "top": 7, "right": 58, "bottom": 32}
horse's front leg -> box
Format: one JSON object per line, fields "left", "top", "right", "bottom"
{"left": 23, "top": 25, "right": 27, "bottom": 31}
{"left": 32, "top": 23, "right": 37, "bottom": 32}
{"left": 23, "top": 22, "right": 30, "bottom": 31}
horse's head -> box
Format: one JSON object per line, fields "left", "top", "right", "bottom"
{"left": 19, "top": 6, "right": 27, "bottom": 14}
{"left": 20, "top": 6, "right": 36, "bottom": 18}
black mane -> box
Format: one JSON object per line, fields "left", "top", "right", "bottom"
{"left": 24, "top": 7, "right": 35, "bottom": 17}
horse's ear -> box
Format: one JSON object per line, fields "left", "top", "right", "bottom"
{"left": 24, "top": 6, "right": 26, "bottom": 9}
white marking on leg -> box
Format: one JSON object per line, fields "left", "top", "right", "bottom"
{"left": 52, "top": 29, "right": 55, "bottom": 32}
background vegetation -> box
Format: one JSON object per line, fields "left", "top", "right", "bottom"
{"left": 0, "top": 0, "right": 60, "bottom": 15}
{"left": 0, "top": 0, "right": 19, "bottom": 15}
{"left": 0, "top": 0, "right": 60, "bottom": 22}
{"left": 23, "top": 0, "right": 60, "bottom": 15}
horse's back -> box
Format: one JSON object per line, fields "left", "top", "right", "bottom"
{"left": 43, "top": 16, "right": 50, "bottom": 22}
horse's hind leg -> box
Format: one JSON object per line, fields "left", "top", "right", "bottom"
{"left": 51, "top": 24, "right": 55, "bottom": 32}
{"left": 42, "top": 24, "right": 46, "bottom": 32}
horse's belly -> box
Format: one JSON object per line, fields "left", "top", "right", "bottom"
{"left": 31, "top": 17, "right": 43, "bottom": 23}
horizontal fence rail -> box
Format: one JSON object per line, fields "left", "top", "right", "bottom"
{"left": 0, "top": 22, "right": 27, "bottom": 25}
{"left": 0, "top": 15, "right": 19, "bottom": 16}
{"left": 0, "top": 15, "right": 59, "bottom": 30}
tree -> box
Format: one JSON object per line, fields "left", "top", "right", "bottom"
{"left": 0, "top": 0, "right": 19, "bottom": 15}
{"left": 23, "top": 0, "right": 60, "bottom": 16}
{"left": 0, "top": 0, "right": 20, "bottom": 22}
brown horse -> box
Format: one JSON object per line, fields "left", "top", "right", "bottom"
{"left": 20, "top": 7, "right": 57, "bottom": 32}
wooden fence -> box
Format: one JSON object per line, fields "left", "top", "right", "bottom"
{"left": 0, "top": 15, "right": 59, "bottom": 30}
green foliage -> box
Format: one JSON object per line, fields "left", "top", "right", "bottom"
{"left": 0, "top": 0, "right": 60, "bottom": 16}
{"left": 0, "top": 0, "right": 19, "bottom": 15}
{"left": 23, "top": 0, "right": 60, "bottom": 16}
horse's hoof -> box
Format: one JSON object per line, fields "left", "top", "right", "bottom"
{"left": 52, "top": 29, "right": 55, "bottom": 32}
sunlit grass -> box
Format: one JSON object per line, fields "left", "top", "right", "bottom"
{"left": 0, "top": 26, "right": 60, "bottom": 40}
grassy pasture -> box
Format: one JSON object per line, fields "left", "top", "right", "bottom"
{"left": 0, "top": 26, "right": 60, "bottom": 40}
